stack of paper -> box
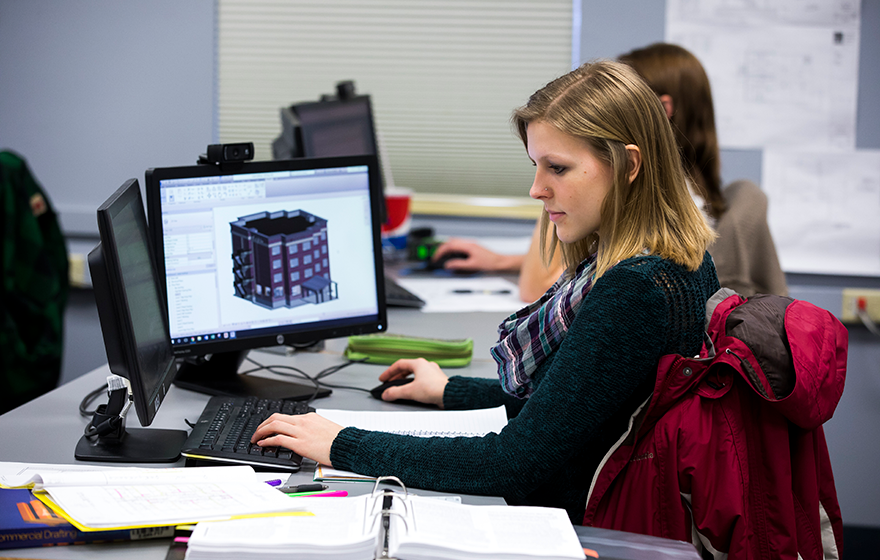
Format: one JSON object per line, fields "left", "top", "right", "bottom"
{"left": 186, "top": 497, "right": 376, "bottom": 560}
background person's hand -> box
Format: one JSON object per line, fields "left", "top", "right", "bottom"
{"left": 432, "top": 238, "right": 523, "bottom": 272}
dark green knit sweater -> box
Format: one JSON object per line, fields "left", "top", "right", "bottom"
{"left": 331, "top": 253, "right": 720, "bottom": 523}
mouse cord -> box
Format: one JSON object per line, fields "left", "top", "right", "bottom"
{"left": 243, "top": 356, "right": 370, "bottom": 404}
{"left": 242, "top": 356, "right": 322, "bottom": 403}
{"left": 311, "top": 358, "right": 372, "bottom": 398}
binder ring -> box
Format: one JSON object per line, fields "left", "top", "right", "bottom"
{"left": 371, "top": 475, "right": 408, "bottom": 496}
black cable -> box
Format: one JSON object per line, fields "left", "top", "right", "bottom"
{"left": 243, "top": 355, "right": 372, "bottom": 404}
{"left": 79, "top": 384, "right": 107, "bottom": 418}
{"left": 244, "top": 355, "right": 324, "bottom": 403}
{"left": 307, "top": 357, "right": 372, "bottom": 403}
{"left": 315, "top": 381, "right": 371, "bottom": 394}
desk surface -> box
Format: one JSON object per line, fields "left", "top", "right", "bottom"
{"left": 0, "top": 307, "right": 509, "bottom": 559}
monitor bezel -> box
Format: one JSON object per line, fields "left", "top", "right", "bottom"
{"left": 144, "top": 154, "right": 388, "bottom": 362}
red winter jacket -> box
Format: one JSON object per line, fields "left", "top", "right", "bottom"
{"left": 583, "top": 289, "right": 846, "bottom": 560}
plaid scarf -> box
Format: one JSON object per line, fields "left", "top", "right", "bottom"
{"left": 490, "top": 255, "right": 596, "bottom": 398}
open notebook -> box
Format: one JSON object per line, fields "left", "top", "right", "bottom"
{"left": 185, "top": 486, "right": 585, "bottom": 560}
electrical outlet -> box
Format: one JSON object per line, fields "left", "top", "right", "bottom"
{"left": 841, "top": 288, "right": 880, "bottom": 323}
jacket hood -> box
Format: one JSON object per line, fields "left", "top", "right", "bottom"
{"left": 705, "top": 291, "right": 847, "bottom": 429}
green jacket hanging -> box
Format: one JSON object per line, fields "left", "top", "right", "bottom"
{"left": 0, "top": 150, "right": 69, "bottom": 414}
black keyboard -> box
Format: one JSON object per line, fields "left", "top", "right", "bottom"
{"left": 385, "top": 274, "right": 425, "bottom": 308}
{"left": 181, "top": 395, "right": 313, "bottom": 471}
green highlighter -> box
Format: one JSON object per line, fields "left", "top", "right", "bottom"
{"left": 344, "top": 333, "right": 474, "bottom": 367}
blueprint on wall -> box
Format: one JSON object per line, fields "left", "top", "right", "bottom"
{"left": 666, "top": 0, "right": 879, "bottom": 276}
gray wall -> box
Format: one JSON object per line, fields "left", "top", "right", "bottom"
{"left": 2, "top": 0, "right": 878, "bottom": 529}
{"left": 0, "top": 0, "right": 216, "bottom": 389}
{"left": 0, "top": 0, "right": 216, "bottom": 236}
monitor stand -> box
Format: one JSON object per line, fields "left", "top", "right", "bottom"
{"left": 75, "top": 395, "right": 186, "bottom": 463}
{"left": 75, "top": 427, "right": 187, "bottom": 463}
{"left": 172, "top": 350, "right": 331, "bottom": 401}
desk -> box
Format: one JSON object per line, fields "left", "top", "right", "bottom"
{"left": 0, "top": 307, "right": 508, "bottom": 559}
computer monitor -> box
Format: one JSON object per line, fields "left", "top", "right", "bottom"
{"left": 271, "top": 84, "right": 390, "bottom": 223}
{"left": 77, "top": 178, "right": 187, "bottom": 463}
{"left": 297, "top": 95, "right": 379, "bottom": 159}
{"left": 271, "top": 81, "right": 379, "bottom": 163}
{"left": 145, "top": 154, "right": 388, "bottom": 400}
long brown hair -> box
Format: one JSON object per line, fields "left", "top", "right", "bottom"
{"left": 512, "top": 60, "right": 715, "bottom": 280}
{"left": 619, "top": 43, "right": 725, "bottom": 220}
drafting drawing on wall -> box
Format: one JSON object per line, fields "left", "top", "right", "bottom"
{"left": 231, "top": 210, "right": 336, "bottom": 309}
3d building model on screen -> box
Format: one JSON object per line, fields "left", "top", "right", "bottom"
{"left": 231, "top": 210, "right": 337, "bottom": 309}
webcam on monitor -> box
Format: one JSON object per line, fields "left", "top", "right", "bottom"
{"left": 198, "top": 142, "right": 255, "bottom": 166}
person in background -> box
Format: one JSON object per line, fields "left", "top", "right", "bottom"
{"left": 253, "top": 60, "right": 721, "bottom": 524}
{"left": 434, "top": 42, "right": 787, "bottom": 300}
{"left": 619, "top": 43, "right": 787, "bottom": 297}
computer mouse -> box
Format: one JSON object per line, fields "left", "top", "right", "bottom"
{"left": 424, "top": 251, "right": 469, "bottom": 271}
{"left": 370, "top": 377, "right": 414, "bottom": 400}
{"left": 370, "top": 378, "right": 431, "bottom": 407}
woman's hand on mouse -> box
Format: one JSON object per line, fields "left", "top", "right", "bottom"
{"left": 379, "top": 358, "right": 449, "bottom": 408}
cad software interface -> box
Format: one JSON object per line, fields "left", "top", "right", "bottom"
{"left": 155, "top": 165, "right": 380, "bottom": 349}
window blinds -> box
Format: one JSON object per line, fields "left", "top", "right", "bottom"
{"left": 217, "top": 0, "right": 571, "bottom": 196}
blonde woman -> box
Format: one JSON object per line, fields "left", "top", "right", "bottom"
{"left": 253, "top": 61, "right": 720, "bottom": 523}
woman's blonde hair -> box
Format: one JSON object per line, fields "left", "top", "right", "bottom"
{"left": 512, "top": 60, "right": 715, "bottom": 280}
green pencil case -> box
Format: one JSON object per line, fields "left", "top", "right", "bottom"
{"left": 344, "top": 333, "right": 474, "bottom": 367}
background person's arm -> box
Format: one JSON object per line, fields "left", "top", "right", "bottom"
{"left": 518, "top": 223, "right": 563, "bottom": 302}
{"left": 432, "top": 238, "right": 524, "bottom": 271}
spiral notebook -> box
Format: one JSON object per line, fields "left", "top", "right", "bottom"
{"left": 313, "top": 406, "right": 508, "bottom": 483}
{"left": 316, "top": 405, "right": 507, "bottom": 438}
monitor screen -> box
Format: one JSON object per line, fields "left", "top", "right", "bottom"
{"left": 296, "top": 96, "right": 378, "bottom": 159}
{"left": 79, "top": 178, "right": 186, "bottom": 462}
{"left": 272, "top": 94, "right": 378, "bottom": 162}
{"left": 145, "top": 154, "right": 388, "bottom": 400}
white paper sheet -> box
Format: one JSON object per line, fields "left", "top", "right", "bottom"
{"left": 0, "top": 463, "right": 301, "bottom": 529}
{"left": 763, "top": 148, "right": 880, "bottom": 276}
{"left": 665, "top": 0, "right": 860, "bottom": 149}
{"left": 395, "top": 276, "right": 522, "bottom": 313}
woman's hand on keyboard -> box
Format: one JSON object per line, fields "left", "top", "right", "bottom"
{"left": 379, "top": 358, "right": 449, "bottom": 408}
{"left": 251, "top": 412, "right": 343, "bottom": 467}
